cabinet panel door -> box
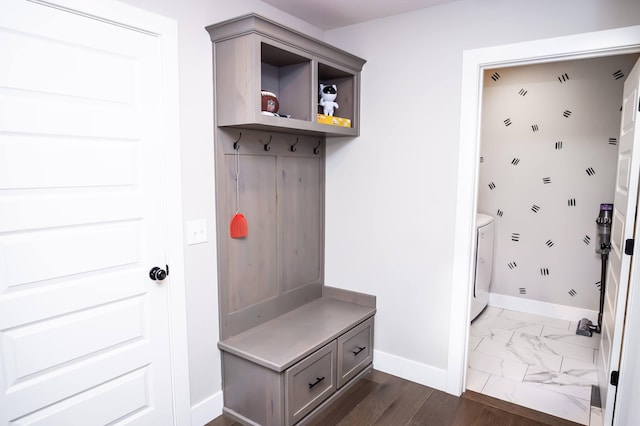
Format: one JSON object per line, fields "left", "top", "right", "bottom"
{"left": 279, "top": 155, "right": 323, "bottom": 293}
{"left": 225, "top": 153, "right": 278, "bottom": 312}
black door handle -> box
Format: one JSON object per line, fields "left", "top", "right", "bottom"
{"left": 149, "top": 266, "right": 168, "bottom": 281}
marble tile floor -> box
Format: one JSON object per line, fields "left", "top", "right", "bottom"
{"left": 466, "top": 306, "right": 601, "bottom": 425}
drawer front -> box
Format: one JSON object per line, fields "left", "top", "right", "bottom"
{"left": 337, "top": 317, "right": 374, "bottom": 388}
{"left": 285, "top": 341, "right": 337, "bottom": 425}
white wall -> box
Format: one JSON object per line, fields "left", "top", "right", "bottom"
{"left": 323, "top": 0, "right": 640, "bottom": 388}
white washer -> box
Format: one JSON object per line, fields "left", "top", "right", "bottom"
{"left": 471, "top": 213, "right": 494, "bottom": 321}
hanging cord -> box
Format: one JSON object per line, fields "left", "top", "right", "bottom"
{"left": 235, "top": 145, "right": 241, "bottom": 214}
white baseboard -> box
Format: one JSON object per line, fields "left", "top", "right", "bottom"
{"left": 489, "top": 292, "right": 599, "bottom": 323}
{"left": 191, "top": 391, "right": 223, "bottom": 426}
{"left": 373, "top": 349, "right": 447, "bottom": 392}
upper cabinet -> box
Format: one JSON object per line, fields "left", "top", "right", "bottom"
{"left": 206, "top": 14, "right": 366, "bottom": 137}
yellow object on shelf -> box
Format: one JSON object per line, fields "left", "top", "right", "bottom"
{"left": 317, "top": 114, "right": 351, "bottom": 128}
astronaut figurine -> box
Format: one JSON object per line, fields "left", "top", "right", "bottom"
{"left": 319, "top": 84, "right": 339, "bottom": 116}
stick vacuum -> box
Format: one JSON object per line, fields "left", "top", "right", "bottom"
{"left": 576, "top": 203, "right": 613, "bottom": 337}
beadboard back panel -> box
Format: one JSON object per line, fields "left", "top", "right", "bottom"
{"left": 215, "top": 128, "right": 325, "bottom": 339}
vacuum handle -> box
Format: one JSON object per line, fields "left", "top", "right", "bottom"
{"left": 597, "top": 204, "right": 613, "bottom": 253}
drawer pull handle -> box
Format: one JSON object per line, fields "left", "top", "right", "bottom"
{"left": 308, "top": 376, "right": 325, "bottom": 389}
{"left": 352, "top": 346, "right": 366, "bottom": 356}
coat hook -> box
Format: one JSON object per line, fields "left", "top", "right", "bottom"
{"left": 233, "top": 132, "right": 242, "bottom": 150}
{"left": 313, "top": 140, "right": 322, "bottom": 155}
{"left": 290, "top": 137, "right": 299, "bottom": 152}
{"left": 263, "top": 135, "right": 273, "bottom": 151}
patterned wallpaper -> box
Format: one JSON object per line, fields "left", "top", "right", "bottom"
{"left": 478, "top": 55, "right": 639, "bottom": 310}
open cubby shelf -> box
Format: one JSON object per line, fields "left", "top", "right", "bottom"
{"left": 207, "top": 14, "right": 366, "bottom": 137}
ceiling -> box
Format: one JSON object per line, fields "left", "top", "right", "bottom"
{"left": 261, "top": 0, "right": 460, "bottom": 30}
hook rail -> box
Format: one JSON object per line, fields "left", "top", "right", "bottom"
{"left": 263, "top": 135, "right": 272, "bottom": 151}
{"left": 233, "top": 132, "right": 242, "bottom": 150}
{"left": 290, "top": 137, "right": 299, "bottom": 152}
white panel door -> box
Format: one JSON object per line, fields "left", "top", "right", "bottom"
{"left": 610, "top": 58, "right": 640, "bottom": 426}
{"left": 599, "top": 58, "right": 640, "bottom": 425}
{"left": 0, "top": 0, "right": 174, "bottom": 423}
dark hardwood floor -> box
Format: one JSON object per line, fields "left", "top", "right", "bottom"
{"left": 205, "top": 370, "right": 582, "bottom": 426}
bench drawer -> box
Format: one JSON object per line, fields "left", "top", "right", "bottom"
{"left": 337, "top": 317, "right": 374, "bottom": 388}
{"left": 285, "top": 341, "right": 337, "bottom": 425}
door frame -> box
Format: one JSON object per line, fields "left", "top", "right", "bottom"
{"left": 34, "top": 0, "right": 190, "bottom": 423}
{"left": 448, "top": 23, "right": 640, "bottom": 414}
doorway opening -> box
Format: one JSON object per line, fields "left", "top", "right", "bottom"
{"left": 467, "top": 54, "right": 638, "bottom": 425}
{"left": 449, "top": 24, "right": 640, "bottom": 425}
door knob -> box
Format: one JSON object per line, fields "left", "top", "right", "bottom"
{"left": 149, "top": 266, "right": 168, "bottom": 281}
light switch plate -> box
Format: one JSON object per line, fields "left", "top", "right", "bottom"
{"left": 186, "top": 219, "right": 207, "bottom": 245}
